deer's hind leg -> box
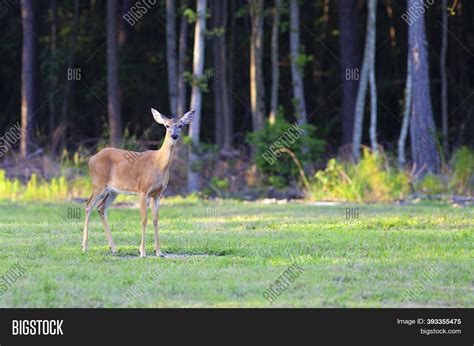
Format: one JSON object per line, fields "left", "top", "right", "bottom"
{"left": 83, "top": 188, "right": 105, "bottom": 252}
{"left": 97, "top": 190, "right": 118, "bottom": 254}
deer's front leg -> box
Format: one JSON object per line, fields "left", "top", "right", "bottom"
{"left": 139, "top": 194, "right": 148, "bottom": 258}
{"left": 151, "top": 197, "right": 164, "bottom": 257}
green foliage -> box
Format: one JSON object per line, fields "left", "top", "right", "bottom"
{"left": 205, "top": 27, "right": 225, "bottom": 37}
{"left": 203, "top": 177, "right": 230, "bottom": 198}
{"left": 414, "top": 147, "right": 474, "bottom": 196}
{"left": 69, "top": 175, "right": 93, "bottom": 200}
{"left": 184, "top": 139, "right": 219, "bottom": 173}
{"left": 295, "top": 50, "right": 314, "bottom": 73}
{"left": 59, "top": 147, "right": 90, "bottom": 173}
{"left": 416, "top": 174, "right": 446, "bottom": 195}
{"left": 235, "top": 4, "right": 249, "bottom": 18}
{"left": 22, "top": 174, "right": 68, "bottom": 201}
{"left": 183, "top": 8, "right": 197, "bottom": 22}
{"left": 0, "top": 170, "right": 21, "bottom": 202}
{"left": 449, "top": 146, "right": 474, "bottom": 195}
{"left": 311, "top": 149, "right": 410, "bottom": 202}
{"left": 267, "top": 175, "right": 286, "bottom": 190}
{"left": 0, "top": 169, "right": 90, "bottom": 202}
{"left": 183, "top": 71, "right": 209, "bottom": 92}
{"left": 247, "top": 111, "right": 325, "bottom": 186}
{"left": 182, "top": 7, "right": 211, "bottom": 23}
{"left": 121, "top": 128, "right": 143, "bottom": 152}
{"left": 210, "top": 177, "right": 229, "bottom": 192}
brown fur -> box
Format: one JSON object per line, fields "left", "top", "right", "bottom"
{"left": 82, "top": 110, "right": 194, "bottom": 258}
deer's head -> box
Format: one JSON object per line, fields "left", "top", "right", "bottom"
{"left": 151, "top": 108, "right": 195, "bottom": 144}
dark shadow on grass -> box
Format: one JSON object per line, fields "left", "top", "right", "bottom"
{"left": 112, "top": 250, "right": 225, "bottom": 259}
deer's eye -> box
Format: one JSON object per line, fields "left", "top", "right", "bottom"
{"left": 165, "top": 125, "right": 170, "bottom": 128}
{"left": 178, "top": 124, "right": 183, "bottom": 129}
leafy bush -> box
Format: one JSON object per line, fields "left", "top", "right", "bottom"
{"left": 0, "top": 169, "right": 91, "bottom": 202}
{"left": 0, "top": 170, "right": 21, "bottom": 201}
{"left": 416, "top": 174, "right": 446, "bottom": 194}
{"left": 311, "top": 149, "right": 410, "bottom": 202}
{"left": 202, "top": 177, "right": 229, "bottom": 198}
{"left": 247, "top": 111, "right": 325, "bottom": 186}
{"left": 59, "top": 146, "right": 90, "bottom": 175}
{"left": 415, "top": 147, "right": 474, "bottom": 196}
{"left": 449, "top": 146, "right": 474, "bottom": 195}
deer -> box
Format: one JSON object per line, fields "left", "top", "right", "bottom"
{"left": 82, "top": 108, "right": 195, "bottom": 258}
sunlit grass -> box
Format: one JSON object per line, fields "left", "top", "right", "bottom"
{"left": 0, "top": 200, "right": 472, "bottom": 307}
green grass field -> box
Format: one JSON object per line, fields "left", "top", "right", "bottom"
{"left": 0, "top": 199, "right": 472, "bottom": 307}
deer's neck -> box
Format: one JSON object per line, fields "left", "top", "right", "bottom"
{"left": 155, "top": 132, "right": 178, "bottom": 171}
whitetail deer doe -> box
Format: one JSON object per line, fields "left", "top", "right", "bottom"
{"left": 82, "top": 109, "right": 195, "bottom": 258}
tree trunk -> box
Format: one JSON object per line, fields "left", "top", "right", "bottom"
{"left": 119, "top": 0, "right": 134, "bottom": 49}
{"left": 408, "top": 0, "right": 440, "bottom": 177}
{"left": 352, "top": 0, "right": 377, "bottom": 161}
{"left": 227, "top": 0, "right": 236, "bottom": 138}
{"left": 289, "top": 0, "right": 307, "bottom": 126}
{"left": 212, "top": 0, "right": 231, "bottom": 148}
{"left": 269, "top": 0, "right": 281, "bottom": 125}
{"left": 48, "top": 0, "right": 58, "bottom": 134}
{"left": 20, "top": 0, "right": 39, "bottom": 159}
{"left": 213, "top": 0, "right": 224, "bottom": 147}
{"left": 187, "top": 0, "right": 207, "bottom": 192}
{"left": 440, "top": 0, "right": 449, "bottom": 155}
{"left": 60, "top": 0, "right": 80, "bottom": 149}
{"left": 177, "top": 0, "right": 189, "bottom": 117}
{"left": 337, "top": 0, "right": 359, "bottom": 145}
{"left": 107, "top": 0, "right": 122, "bottom": 147}
{"left": 369, "top": 47, "right": 378, "bottom": 154}
{"left": 249, "top": 0, "right": 265, "bottom": 132}
{"left": 166, "top": 0, "right": 178, "bottom": 115}
{"left": 398, "top": 55, "right": 412, "bottom": 169}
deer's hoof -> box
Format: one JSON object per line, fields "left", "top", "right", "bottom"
{"left": 140, "top": 252, "right": 147, "bottom": 258}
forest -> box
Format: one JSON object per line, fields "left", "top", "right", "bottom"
{"left": 0, "top": 0, "right": 473, "bottom": 310}
{"left": 0, "top": 0, "right": 473, "bottom": 200}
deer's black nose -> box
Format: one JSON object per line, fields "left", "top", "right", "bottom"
{"left": 171, "top": 135, "right": 178, "bottom": 140}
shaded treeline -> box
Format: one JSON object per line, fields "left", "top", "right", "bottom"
{"left": 0, "top": 0, "right": 473, "bottom": 185}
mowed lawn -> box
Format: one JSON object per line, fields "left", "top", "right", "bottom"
{"left": 0, "top": 199, "right": 472, "bottom": 308}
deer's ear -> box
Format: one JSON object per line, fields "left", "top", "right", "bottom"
{"left": 179, "top": 110, "right": 195, "bottom": 125}
{"left": 151, "top": 108, "right": 167, "bottom": 124}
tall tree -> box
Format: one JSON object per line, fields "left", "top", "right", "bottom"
{"left": 408, "top": 0, "right": 439, "bottom": 176}
{"left": 119, "top": 0, "right": 134, "bottom": 49}
{"left": 249, "top": 0, "right": 265, "bottom": 132}
{"left": 398, "top": 55, "right": 412, "bottom": 169}
{"left": 440, "top": 0, "right": 449, "bottom": 154}
{"left": 212, "top": 0, "right": 232, "bottom": 148}
{"left": 177, "top": 0, "right": 189, "bottom": 117}
{"left": 337, "top": 0, "right": 360, "bottom": 144}
{"left": 106, "top": 0, "right": 122, "bottom": 147}
{"left": 289, "top": 0, "right": 307, "bottom": 126}
{"left": 269, "top": 0, "right": 282, "bottom": 125}
{"left": 166, "top": 0, "right": 178, "bottom": 115}
{"left": 368, "top": 44, "right": 378, "bottom": 155}
{"left": 20, "top": 0, "right": 39, "bottom": 158}
{"left": 188, "top": 0, "right": 207, "bottom": 192}
{"left": 352, "top": 0, "right": 377, "bottom": 161}
{"left": 48, "top": 0, "right": 58, "bottom": 134}
{"left": 228, "top": 0, "right": 236, "bottom": 133}
{"left": 60, "top": 0, "right": 80, "bottom": 148}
